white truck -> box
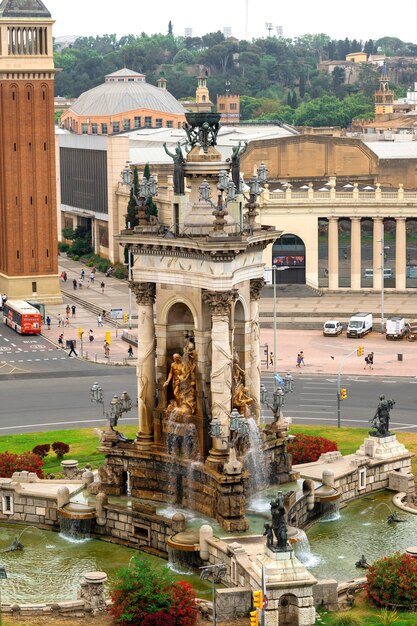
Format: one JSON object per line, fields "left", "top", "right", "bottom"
{"left": 347, "top": 312, "right": 373, "bottom": 338}
{"left": 386, "top": 317, "right": 407, "bottom": 340}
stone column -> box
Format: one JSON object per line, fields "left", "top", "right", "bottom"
{"left": 203, "top": 289, "right": 237, "bottom": 464}
{"left": 328, "top": 217, "right": 339, "bottom": 290}
{"left": 350, "top": 217, "right": 362, "bottom": 290}
{"left": 130, "top": 282, "right": 156, "bottom": 448}
{"left": 373, "top": 218, "right": 383, "bottom": 291}
{"left": 396, "top": 217, "right": 406, "bottom": 290}
{"left": 250, "top": 279, "right": 264, "bottom": 422}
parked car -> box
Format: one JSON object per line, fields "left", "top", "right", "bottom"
{"left": 363, "top": 268, "right": 394, "bottom": 279}
{"left": 323, "top": 320, "right": 343, "bottom": 336}
{"left": 406, "top": 266, "right": 417, "bottom": 278}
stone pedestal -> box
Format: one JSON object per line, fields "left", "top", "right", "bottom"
{"left": 251, "top": 548, "right": 316, "bottom": 626}
{"left": 356, "top": 434, "right": 409, "bottom": 460}
{"left": 79, "top": 571, "right": 107, "bottom": 614}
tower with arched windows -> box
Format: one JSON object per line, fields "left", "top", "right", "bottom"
{"left": 0, "top": 0, "right": 60, "bottom": 301}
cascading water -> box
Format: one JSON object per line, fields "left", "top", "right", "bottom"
{"left": 320, "top": 500, "right": 341, "bottom": 522}
{"left": 59, "top": 516, "right": 92, "bottom": 541}
{"left": 292, "top": 529, "right": 321, "bottom": 567}
{"left": 244, "top": 417, "right": 268, "bottom": 491}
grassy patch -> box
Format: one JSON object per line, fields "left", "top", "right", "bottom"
{"left": 289, "top": 425, "right": 417, "bottom": 477}
{"left": 318, "top": 591, "right": 417, "bottom": 624}
{"left": 0, "top": 426, "right": 137, "bottom": 474}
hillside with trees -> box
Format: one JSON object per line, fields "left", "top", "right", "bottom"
{"left": 54, "top": 28, "right": 417, "bottom": 127}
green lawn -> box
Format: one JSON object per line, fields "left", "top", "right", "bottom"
{"left": 317, "top": 591, "right": 417, "bottom": 624}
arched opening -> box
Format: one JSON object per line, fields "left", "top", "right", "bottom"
{"left": 272, "top": 234, "right": 306, "bottom": 284}
{"left": 279, "top": 593, "right": 300, "bottom": 626}
{"left": 233, "top": 299, "right": 246, "bottom": 363}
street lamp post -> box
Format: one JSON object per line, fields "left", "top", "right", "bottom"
{"left": 260, "top": 373, "right": 294, "bottom": 431}
{"left": 200, "top": 563, "right": 227, "bottom": 626}
{"left": 379, "top": 223, "right": 390, "bottom": 334}
{"left": 264, "top": 266, "right": 290, "bottom": 390}
{"left": 90, "top": 382, "right": 132, "bottom": 430}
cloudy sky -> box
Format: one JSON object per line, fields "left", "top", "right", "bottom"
{"left": 46, "top": 0, "right": 417, "bottom": 44}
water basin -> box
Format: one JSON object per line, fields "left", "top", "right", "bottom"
{"left": 0, "top": 524, "right": 212, "bottom": 603}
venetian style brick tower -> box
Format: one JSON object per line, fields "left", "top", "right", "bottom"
{"left": 0, "top": 0, "right": 60, "bottom": 302}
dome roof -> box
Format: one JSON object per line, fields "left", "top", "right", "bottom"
{"left": 69, "top": 68, "right": 185, "bottom": 118}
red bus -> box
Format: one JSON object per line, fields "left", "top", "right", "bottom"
{"left": 2, "top": 300, "right": 42, "bottom": 335}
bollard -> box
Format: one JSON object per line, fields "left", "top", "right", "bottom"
{"left": 398, "top": 353, "right": 403, "bottom": 362}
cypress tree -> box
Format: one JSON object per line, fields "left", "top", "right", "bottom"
{"left": 125, "top": 167, "right": 139, "bottom": 228}
{"left": 143, "top": 163, "right": 158, "bottom": 220}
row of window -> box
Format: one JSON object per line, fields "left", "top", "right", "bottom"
{"left": 80, "top": 117, "right": 178, "bottom": 135}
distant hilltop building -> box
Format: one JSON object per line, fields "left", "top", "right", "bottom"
{"left": 60, "top": 68, "right": 186, "bottom": 134}
{"left": 217, "top": 93, "right": 240, "bottom": 125}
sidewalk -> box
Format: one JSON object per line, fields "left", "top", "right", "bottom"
{"left": 42, "top": 256, "right": 137, "bottom": 365}
{"left": 45, "top": 256, "right": 417, "bottom": 375}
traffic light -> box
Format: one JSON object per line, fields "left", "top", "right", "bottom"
{"left": 340, "top": 387, "right": 347, "bottom": 401}
{"left": 249, "top": 611, "right": 258, "bottom": 626}
{"left": 78, "top": 326, "right": 84, "bottom": 339}
{"left": 123, "top": 313, "right": 128, "bottom": 323}
{"left": 105, "top": 330, "right": 111, "bottom": 345}
{"left": 357, "top": 345, "right": 364, "bottom": 357}
{"left": 253, "top": 590, "right": 263, "bottom": 609}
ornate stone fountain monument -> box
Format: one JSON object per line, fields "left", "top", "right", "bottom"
{"left": 98, "top": 112, "right": 292, "bottom": 530}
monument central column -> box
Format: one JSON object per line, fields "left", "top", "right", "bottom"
{"left": 130, "top": 281, "right": 156, "bottom": 449}
{"left": 203, "top": 289, "right": 237, "bottom": 464}
{"left": 250, "top": 279, "right": 264, "bottom": 421}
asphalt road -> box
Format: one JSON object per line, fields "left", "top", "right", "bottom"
{"left": 1, "top": 321, "right": 417, "bottom": 435}
{"left": 261, "top": 372, "right": 417, "bottom": 431}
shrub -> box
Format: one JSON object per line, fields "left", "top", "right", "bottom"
{"left": 109, "top": 555, "right": 197, "bottom": 626}
{"left": 142, "top": 613, "right": 176, "bottom": 626}
{"left": 287, "top": 433, "right": 338, "bottom": 464}
{"left": 114, "top": 264, "right": 127, "bottom": 279}
{"left": 52, "top": 441, "right": 70, "bottom": 459}
{"left": 330, "top": 616, "right": 363, "bottom": 626}
{"left": 367, "top": 552, "right": 417, "bottom": 609}
{"left": 0, "top": 451, "right": 44, "bottom": 478}
{"left": 32, "top": 444, "right": 50, "bottom": 459}
{"left": 168, "top": 581, "right": 198, "bottom": 626}
{"left": 58, "top": 242, "right": 70, "bottom": 253}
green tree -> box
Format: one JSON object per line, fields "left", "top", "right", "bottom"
{"left": 173, "top": 48, "right": 194, "bottom": 65}
{"left": 125, "top": 167, "right": 139, "bottom": 228}
{"left": 143, "top": 163, "right": 158, "bottom": 220}
{"left": 168, "top": 20, "right": 173, "bottom": 36}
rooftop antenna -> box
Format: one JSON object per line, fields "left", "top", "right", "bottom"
{"left": 265, "top": 22, "right": 273, "bottom": 37}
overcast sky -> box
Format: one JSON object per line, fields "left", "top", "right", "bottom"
{"left": 46, "top": 0, "right": 417, "bottom": 44}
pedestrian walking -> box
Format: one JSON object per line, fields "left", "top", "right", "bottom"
{"left": 128, "top": 345, "right": 133, "bottom": 358}
{"left": 97, "top": 314, "right": 103, "bottom": 327}
{"left": 68, "top": 340, "right": 77, "bottom": 357}
{"left": 58, "top": 333, "right": 64, "bottom": 348}
{"left": 365, "top": 352, "right": 374, "bottom": 370}
{"left": 80, "top": 269, "right": 85, "bottom": 280}
{"left": 57, "top": 313, "right": 62, "bottom": 328}
{"left": 100, "top": 281, "right": 105, "bottom": 294}
{"left": 269, "top": 351, "right": 274, "bottom": 366}
{"left": 71, "top": 305, "right": 76, "bottom": 317}
{"left": 300, "top": 351, "right": 305, "bottom": 366}
{"left": 90, "top": 271, "right": 95, "bottom": 284}
{"left": 65, "top": 315, "right": 70, "bottom": 327}
{"left": 296, "top": 353, "right": 302, "bottom": 368}
{"left": 63, "top": 271, "right": 67, "bottom": 282}
{"left": 78, "top": 278, "right": 83, "bottom": 289}
{"left": 65, "top": 305, "right": 70, "bottom": 317}
{"left": 89, "top": 329, "right": 94, "bottom": 342}
{"left": 104, "top": 342, "right": 110, "bottom": 359}
{"left": 46, "top": 315, "right": 51, "bottom": 330}
{"left": 72, "top": 278, "right": 77, "bottom": 290}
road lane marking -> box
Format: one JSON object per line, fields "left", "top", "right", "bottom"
{"left": 0, "top": 417, "right": 138, "bottom": 431}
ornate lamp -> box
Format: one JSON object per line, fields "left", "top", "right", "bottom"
{"left": 199, "top": 180, "right": 212, "bottom": 202}
{"left": 257, "top": 162, "right": 269, "bottom": 183}
{"left": 120, "top": 391, "right": 132, "bottom": 413}
{"left": 121, "top": 163, "right": 132, "bottom": 186}
{"left": 90, "top": 382, "right": 104, "bottom": 405}
{"left": 226, "top": 180, "right": 236, "bottom": 202}
{"left": 217, "top": 169, "right": 229, "bottom": 191}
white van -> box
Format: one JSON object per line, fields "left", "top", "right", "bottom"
{"left": 347, "top": 312, "right": 373, "bottom": 338}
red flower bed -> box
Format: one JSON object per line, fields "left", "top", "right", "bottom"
{"left": 0, "top": 451, "right": 44, "bottom": 478}
{"left": 168, "top": 581, "right": 198, "bottom": 626}
{"left": 366, "top": 552, "right": 417, "bottom": 609}
{"left": 287, "top": 434, "right": 338, "bottom": 464}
